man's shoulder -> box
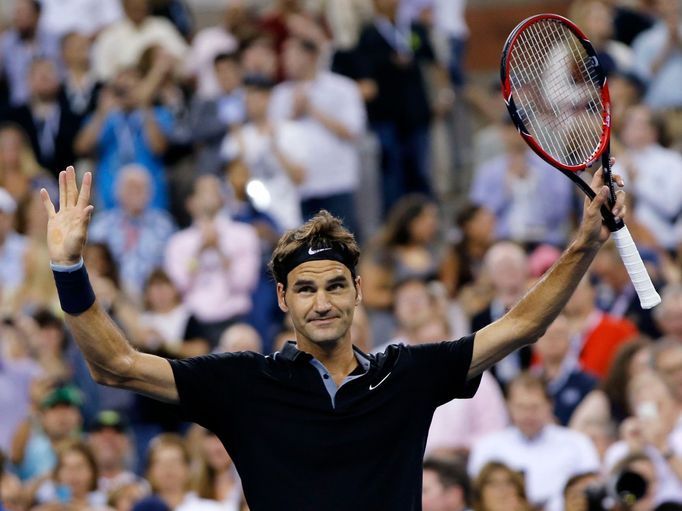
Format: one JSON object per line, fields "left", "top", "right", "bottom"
{"left": 217, "top": 215, "right": 258, "bottom": 239}
{"left": 544, "top": 423, "right": 593, "bottom": 445}
{"left": 318, "top": 71, "right": 359, "bottom": 92}
{"left": 171, "top": 350, "right": 267, "bottom": 373}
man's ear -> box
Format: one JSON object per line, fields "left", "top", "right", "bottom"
{"left": 277, "top": 282, "right": 289, "bottom": 312}
{"left": 354, "top": 275, "right": 363, "bottom": 305}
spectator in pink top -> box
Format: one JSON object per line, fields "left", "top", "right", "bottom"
{"left": 164, "top": 175, "right": 260, "bottom": 348}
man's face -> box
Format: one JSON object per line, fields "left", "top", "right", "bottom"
{"left": 29, "top": 60, "right": 60, "bottom": 101}
{"left": 190, "top": 176, "right": 224, "bottom": 219}
{"left": 62, "top": 33, "right": 91, "bottom": 69}
{"left": 41, "top": 404, "right": 82, "bottom": 441}
{"left": 656, "top": 347, "right": 682, "bottom": 402}
{"left": 621, "top": 106, "right": 656, "bottom": 149}
{"left": 534, "top": 315, "right": 571, "bottom": 365}
{"left": 148, "top": 445, "right": 188, "bottom": 493}
{"left": 282, "top": 39, "right": 314, "bottom": 81}
{"left": 215, "top": 59, "right": 241, "bottom": 94}
{"left": 507, "top": 385, "right": 552, "bottom": 439}
{"left": 14, "top": 0, "right": 39, "bottom": 34}
{"left": 278, "top": 260, "right": 360, "bottom": 348}
{"left": 123, "top": 0, "right": 149, "bottom": 24}
{"left": 422, "top": 469, "right": 447, "bottom": 511}
{"left": 657, "top": 296, "right": 682, "bottom": 339}
{"left": 394, "top": 280, "right": 431, "bottom": 332}
{"left": 88, "top": 428, "right": 129, "bottom": 469}
{"left": 118, "top": 171, "right": 150, "bottom": 216}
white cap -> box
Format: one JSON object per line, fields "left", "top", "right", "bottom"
{"left": 0, "top": 188, "right": 17, "bottom": 214}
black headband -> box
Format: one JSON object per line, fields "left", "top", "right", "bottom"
{"left": 279, "top": 244, "right": 356, "bottom": 283}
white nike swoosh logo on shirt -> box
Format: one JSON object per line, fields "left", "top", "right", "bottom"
{"left": 308, "top": 247, "right": 332, "bottom": 255}
{"left": 369, "top": 372, "right": 391, "bottom": 390}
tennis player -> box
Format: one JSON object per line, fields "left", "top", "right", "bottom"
{"left": 42, "top": 165, "right": 625, "bottom": 510}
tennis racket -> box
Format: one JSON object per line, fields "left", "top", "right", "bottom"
{"left": 500, "top": 13, "right": 661, "bottom": 309}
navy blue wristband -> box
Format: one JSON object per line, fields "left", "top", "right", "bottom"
{"left": 52, "top": 264, "right": 96, "bottom": 315}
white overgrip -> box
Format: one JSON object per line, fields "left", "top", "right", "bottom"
{"left": 611, "top": 226, "right": 661, "bottom": 309}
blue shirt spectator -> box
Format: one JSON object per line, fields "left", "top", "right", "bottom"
{"left": 89, "top": 164, "right": 176, "bottom": 298}
{"left": 470, "top": 124, "right": 573, "bottom": 247}
{"left": 75, "top": 68, "right": 174, "bottom": 211}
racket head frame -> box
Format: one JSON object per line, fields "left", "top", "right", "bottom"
{"left": 500, "top": 13, "right": 620, "bottom": 229}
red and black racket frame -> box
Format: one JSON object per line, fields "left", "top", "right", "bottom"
{"left": 500, "top": 13, "right": 622, "bottom": 231}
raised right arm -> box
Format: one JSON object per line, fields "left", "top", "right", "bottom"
{"left": 42, "top": 168, "right": 178, "bottom": 403}
{"left": 64, "top": 303, "right": 178, "bottom": 402}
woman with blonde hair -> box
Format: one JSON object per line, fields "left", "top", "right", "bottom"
{"left": 144, "top": 434, "right": 223, "bottom": 511}
{"left": 32, "top": 439, "right": 108, "bottom": 511}
{"left": 472, "top": 461, "right": 533, "bottom": 511}
{"left": 190, "top": 427, "right": 241, "bottom": 511}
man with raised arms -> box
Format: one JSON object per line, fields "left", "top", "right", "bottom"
{"left": 41, "top": 165, "right": 625, "bottom": 510}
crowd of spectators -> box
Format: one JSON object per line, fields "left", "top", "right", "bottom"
{"left": 1, "top": 0, "right": 682, "bottom": 509}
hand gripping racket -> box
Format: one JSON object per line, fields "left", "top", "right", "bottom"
{"left": 500, "top": 13, "right": 661, "bottom": 309}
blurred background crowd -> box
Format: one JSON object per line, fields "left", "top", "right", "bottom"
{"left": 1, "top": 0, "right": 682, "bottom": 509}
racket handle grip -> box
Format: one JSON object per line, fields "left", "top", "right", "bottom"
{"left": 612, "top": 226, "right": 661, "bottom": 309}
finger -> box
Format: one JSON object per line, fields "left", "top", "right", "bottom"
{"left": 612, "top": 189, "right": 627, "bottom": 219}
{"left": 40, "top": 188, "right": 56, "bottom": 218}
{"left": 589, "top": 167, "right": 604, "bottom": 193}
{"left": 612, "top": 174, "right": 625, "bottom": 187}
{"left": 77, "top": 172, "right": 92, "bottom": 209}
{"left": 58, "top": 170, "right": 66, "bottom": 209}
{"left": 589, "top": 186, "right": 610, "bottom": 214}
{"left": 83, "top": 204, "right": 95, "bottom": 224}
{"left": 65, "top": 166, "right": 77, "bottom": 206}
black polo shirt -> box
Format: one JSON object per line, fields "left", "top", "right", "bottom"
{"left": 169, "top": 334, "right": 480, "bottom": 511}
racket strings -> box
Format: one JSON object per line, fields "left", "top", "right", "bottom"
{"left": 517, "top": 24, "right": 599, "bottom": 162}
{"left": 509, "top": 20, "right": 604, "bottom": 166}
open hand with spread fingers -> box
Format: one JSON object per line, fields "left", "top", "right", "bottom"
{"left": 41, "top": 166, "right": 94, "bottom": 266}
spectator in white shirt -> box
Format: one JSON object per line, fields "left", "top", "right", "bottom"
{"left": 469, "top": 372, "right": 600, "bottom": 511}
{"left": 269, "top": 35, "right": 366, "bottom": 238}
{"left": 617, "top": 105, "right": 682, "bottom": 251}
{"left": 222, "top": 74, "right": 304, "bottom": 231}
{"left": 39, "top": 0, "right": 123, "bottom": 38}
{"left": 92, "top": 0, "right": 188, "bottom": 82}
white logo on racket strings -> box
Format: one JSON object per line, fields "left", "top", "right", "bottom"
{"left": 308, "top": 247, "right": 332, "bottom": 255}
{"left": 369, "top": 372, "right": 391, "bottom": 390}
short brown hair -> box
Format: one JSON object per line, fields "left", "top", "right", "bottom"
{"left": 473, "top": 461, "right": 530, "bottom": 510}
{"left": 269, "top": 211, "right": 360, "bottom": 287}
{"left": 506, "top": 371, "right": 552, "bottom": 402}
{"left": 54, "top": 440, "right": 99, "bottom": 492}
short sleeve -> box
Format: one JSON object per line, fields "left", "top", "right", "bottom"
{"left": 407, "top": 334, "right": 482, "bottom": 407}
{"left": 169, "top": 352, "right": 256, "bottom": 430}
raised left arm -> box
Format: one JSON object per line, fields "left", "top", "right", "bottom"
{"left": 467, "top": 168, "right": 626, "bottom": 379}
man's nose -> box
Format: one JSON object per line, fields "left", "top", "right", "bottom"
{"left": 313, "top": 290, "right": 332, "bottom": 311}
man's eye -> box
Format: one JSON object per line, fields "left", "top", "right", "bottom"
{"left": 298, "top": 287, "right": 314, "bottom": 293}
{"left": 328, "top": 283, "right": 345, "bottom": 291}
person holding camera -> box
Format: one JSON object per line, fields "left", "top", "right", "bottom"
{"left": 604, "top": 370, "right": 682, "bottom": 507}
{"left": 74, "top": 65, "right": 172, "bottom": 212}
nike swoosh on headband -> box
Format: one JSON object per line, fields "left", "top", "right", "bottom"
{"left": 308, "top": 247, "right": 332, "bottom": 255}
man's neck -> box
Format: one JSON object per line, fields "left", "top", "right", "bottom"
{"left": 297, "top": 337, "right": 358, "bottom": 383}
{"left": 159, "top": 490, "right": 185, "bottom": 509}
{"left": 18, "top": 27, "right": 36, "bottom": 41}
{"left": 542, "top": 359, "right": 562, "bottom": 381}
{"left": 31, "top": 98, "right": 57, "bottom": 117}
{"left": 99, "top": 464, "right": 125, "bottom": 480}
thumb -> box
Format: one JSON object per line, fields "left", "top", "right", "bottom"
{"left": 588, "top": 186, "right": 609, "bottom": 214}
